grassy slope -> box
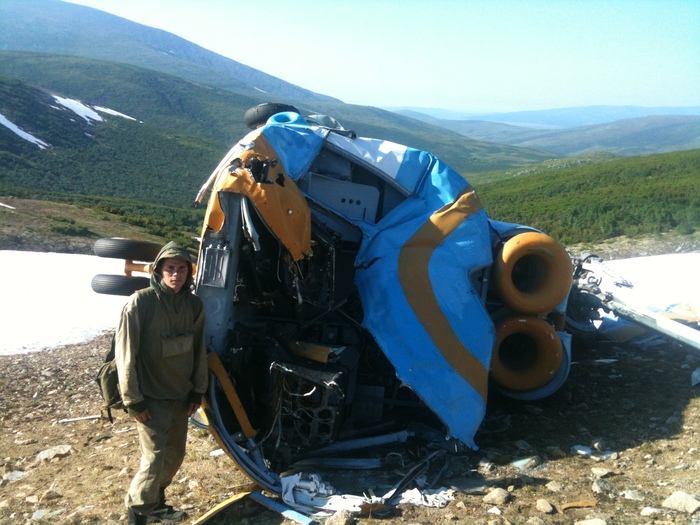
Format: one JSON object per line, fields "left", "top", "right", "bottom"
{"left": 473, "top": 149, "right": 700, "bottom": 245}
{"left": 0, "top": 184, "right": 204, "bottom": 251}
{"left": 0, "top": 197, "right": 167, "bottom": 254}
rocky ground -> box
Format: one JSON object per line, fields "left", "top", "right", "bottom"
{"left": 1, "top": 225, "right": 700, "bottom": 524}
{"left": 1, "top": 327, "right": 700, "bottom": 525}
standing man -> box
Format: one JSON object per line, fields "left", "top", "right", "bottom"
{"left": 115, "top": 241, "right": 208, "bottom": 525}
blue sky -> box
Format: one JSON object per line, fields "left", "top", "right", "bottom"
{"left": 64, "top": 0, "right": 700, "bottom": 113}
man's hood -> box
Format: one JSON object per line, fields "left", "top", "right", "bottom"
{"left": 151, "top": 241, "right": 194, "bottom": 293}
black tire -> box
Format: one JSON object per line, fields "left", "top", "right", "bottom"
{"left": 93, "top": 238, "right": 162, "bottom": 262}
{"left": 91, "top": 274, "right": 150, "bottom": 296}
{"left": 244, "top": 103, "right": 300, "bottom": 129}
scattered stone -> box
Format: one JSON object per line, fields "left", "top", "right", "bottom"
{"left": 591, "top": 467, "right": 612, "bottom": 478}
{"left": 325, "top": 509, "right": 355, "bottom": 525}
{"left": 535, "top": 498, "right": 555, "bottom": 514}
{"left": 477, "top": 458, "right": 496, "bottom": 472}
{"left": 591, "top": 477, "right": 614, "bottom": 494}
{"left": 546, "top": 446, "right": 567, "bottom": 459}
{"left": 545, "top": 481, "right": 564, "bottom": 493}
{"left": 41, "top": 489, "right": 61, "bottom": 501}
{"left": 33, "top": 445, "right": 73, "bottom": 465}
{"left": 620, "top": 489, "right": 645, "bottom": 501}
{"left": 640, "top": 506, "right": 665, "bottom": 516}
{"left": 25, "top": 495, "right": 39, "bottom": 504}
{"left": 487, "top": 506, "right": 501, "bottom": 515}
{"left": 519, "top": 474, "right": 534, "bottom": 486}
{"left": 14, "top": 438, "right": 37, "bottom": 446}
{"left": 187, "top": 479, "right": 201, "bottom": 490}
{"left": 511, "top": 456, "right": 542, "bottom": 470}
{"left": 3, "top": 309, "right": 700, "bottom": 524}
{"left": 2, "top": 471, "right": 27, "bottom": 482}
{"left": 574, "top": 519, "right": 607, "bottom": 525}
{"left": 31, "top": 509, "right": 49, "bottom": 520}
{"left": 483, "top": 487, "right": 510, "bottom": 505}
{"left": 31, "top": 509, "right": 64, "bottom": 521}
{"left": 661, "top": 491, "right": 700, "bottom": 514}
{"left": 572, "top": 445, "right": 593, "bottom": 457}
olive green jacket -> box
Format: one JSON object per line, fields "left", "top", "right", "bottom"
{"left": 115, "top": 242, "right": 208, "bottom": 416}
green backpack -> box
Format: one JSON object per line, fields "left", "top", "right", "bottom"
{"left": 95, "top": 335, "right": 125, "bottom": 423}
{"left": 95, "top": 299, "right": 154, "bottom": 422}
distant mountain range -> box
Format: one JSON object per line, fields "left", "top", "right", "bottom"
{"left": 397, "top": 111, "right": 700, "bottom": 156}
{"left": 0, "top": 0, "right": 337, "bottom": 103}
{"left": 392, "top": 105, "right": 700, "bottom": 128}
{"left": 0, "top": 0, "right": 698, "bottom": 210}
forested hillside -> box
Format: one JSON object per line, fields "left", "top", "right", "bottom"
{"left": 0, "top": 54, "right": 557, "bottom": 208}
{"left": 3, "top": 149, "right": 697, "bottom": 252}
{"left": 473, "top": 149, "right": 700, "bottom": 245}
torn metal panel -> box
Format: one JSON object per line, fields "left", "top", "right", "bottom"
{"left": 569, "top": 254, "right": 700, "bottom": 353}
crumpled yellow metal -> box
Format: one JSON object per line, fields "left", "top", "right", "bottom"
{"left": 202, "top": 132, "right": 311, "bottom": 261}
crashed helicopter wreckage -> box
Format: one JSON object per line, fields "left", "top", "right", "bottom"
{"left": 90, "top": 105, "right": 698, "bottom": 518}
{"left": 89, "top": 106, "right": 578, "bottom": 514}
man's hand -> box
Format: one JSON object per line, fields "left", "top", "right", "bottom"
{"left": 188, "top": 403, "right": 201, "bottom": 417}
{"left": 133, "top": 409, "right": 151, "bottom": 423}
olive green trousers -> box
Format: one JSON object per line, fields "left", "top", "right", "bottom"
{"left": 125, "top": 398, "right": 190, "bottom": 515}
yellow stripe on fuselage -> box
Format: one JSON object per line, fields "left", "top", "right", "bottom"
{"left": 397, "top": 190, "right": 489, "bottom": 401}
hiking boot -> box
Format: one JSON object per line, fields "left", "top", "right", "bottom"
{"left": 147, "top": 489, "right": 186, "bottom": 524}
{"left": 147, "top": 506, "right": 186, "bottom": 524}
{"left": 127, "top": 509, "right": 147, "bottom": 525}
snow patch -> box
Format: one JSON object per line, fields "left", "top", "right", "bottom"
{"left": 0, "top": 251, "right": 131, "bottom": 355}
{"left": 52, "top": 96, "right": 104, "bottom": 123}
{"left": 94, "top": 106, "right": 140, "bottom": 122}
{"left": 0, "top": 251, "right": 695, "bottom": 356}
{"left": 0, "top": 112, "right": 52, "bottom": 149}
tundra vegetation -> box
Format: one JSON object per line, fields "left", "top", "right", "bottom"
{"left": 2, "top": 148, "right": 698, "bottom": 252}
